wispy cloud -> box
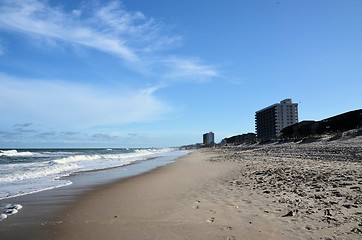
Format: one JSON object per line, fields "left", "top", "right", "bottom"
{"left": 0, "top": 36, "right": 6, "bottom": 56}
{"left": 161, "top": 57, "right": 219, "bottom": 82}
{"left": 61, "top": 131, "right": 82, "bottom": 136}
{"left": 0, "top": 73, "right": 171, "bottom": 130}
{"left": 92, "top": 133, "right": 120, "bottom": 141}
{"left": 0, "top": 0, "right": 139, "bottom": 62}
{"left": 36, "top": 131, "right": 57, "bottom": 137}
{"left": 0, "top": 0, "right": 218, "bottom": 81}
{"left": 13, "top": 123, "right": 34, "bottom": 128}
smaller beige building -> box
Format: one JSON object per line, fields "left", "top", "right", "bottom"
{"left": 203, "top": 132, "right": 215, "bottom": 145}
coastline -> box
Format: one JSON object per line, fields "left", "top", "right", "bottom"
{"left": 2, "top": 136, "right": 361, "bottom": 240}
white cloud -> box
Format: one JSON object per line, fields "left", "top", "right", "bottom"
{"left": 0, "top": 73, "right": 170, "bottom": 130}
{"left": 72, "top": 9, "right": 82, "bottom": 17}
{"left": 94, "top": 1, "right": 147, "bottom": 35}
{"left": 0, "top": 0, "right": 138, "bottom": 61}
{"left": 161, "top": 57, "right": 219, "bottom": 81}
{"left": 0, "top": 39, "right": 4, "bottom": 55}
{"left": 0, "top": 0, "right": 219, "bottom": 82}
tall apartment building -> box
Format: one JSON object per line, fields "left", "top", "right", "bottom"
{"left": 255, "top": 99, "right": 298, "bottom": 140}
{"left": 203, "top": 132, "right": 215, "bottom": 145}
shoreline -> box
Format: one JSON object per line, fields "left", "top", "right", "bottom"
{"left": 0, "top": 151, "right": 186, "bottom": 239}
{"left": 51, "top": 149, "right": 259, "bottom": 240}
{"left": 39, "top": 150, "right": 298, "bottom": 240}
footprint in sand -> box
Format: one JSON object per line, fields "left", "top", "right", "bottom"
{"left": 193, "top": 200, "right": 201, "bottom": 210}
{"left": 207, "top": 217, "right": 215, "bottom": 223}
{"left": 220, "top": 225, "right": 233, "bottom": 231}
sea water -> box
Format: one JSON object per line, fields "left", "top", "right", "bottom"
{"left": 0, "top": 148, "right": 187, "bottom": 221}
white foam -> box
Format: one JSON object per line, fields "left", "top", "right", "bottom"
{"left": 0, "top": 150, "right": 35, "bottom": 157}
{"left": 0, "top": 159, "right": 77, "bottom": 199}
{"left": 0, "top": 204, "right": 23, "bottom": 222}
{"left": 6, "top": 204, "right": 23, "bottom": 210}
{"left": 0, "top": 148, "right": 186, "bottom": 200}
{"left": 0, "top": 214, "right": 7, "bottom": 221}
{"left": 5, "top": 208, "right": 18, "bottom": 215}
{"left": 1, "top": 181, "right": 73, "bottom": 200}
{"left": 0, "top": 161, "right": 79, "bottom": 183}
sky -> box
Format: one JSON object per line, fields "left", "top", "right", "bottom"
{"left": 0, "top": 0, "right": 361, "bottom": 148}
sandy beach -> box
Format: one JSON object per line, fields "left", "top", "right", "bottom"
{"left": 3, "top": 133, "right": 362, "bottom": 240}
{"left": 51, "top": 150, "right": 262, "bottom": 240}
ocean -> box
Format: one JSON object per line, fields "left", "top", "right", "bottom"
{"left": 0, "top": 148, "right": 187, "bottom": 221}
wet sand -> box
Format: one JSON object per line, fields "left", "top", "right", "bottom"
{"left": 0, "top": 154, "right": 183, "bottom": 239}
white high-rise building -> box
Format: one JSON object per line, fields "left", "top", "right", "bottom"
{"left": 255, "top": 99, "right": 298, "bottom": 140}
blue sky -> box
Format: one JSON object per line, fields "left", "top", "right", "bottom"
{"left": 0, "top": 0, "right": 361, "bottom": 148}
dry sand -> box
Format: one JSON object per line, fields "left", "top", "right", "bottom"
{"left": 210, "top": 135, "right": 362, "bottom": 240}
{"left": 24, "top": 133, "right": 362, "bottom": 239}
